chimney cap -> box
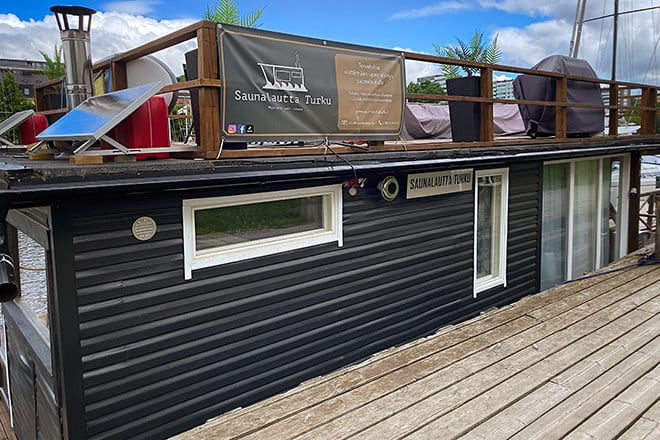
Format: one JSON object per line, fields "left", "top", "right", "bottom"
{"left": 50, "top": 5, "right": 97, "bottom": 16}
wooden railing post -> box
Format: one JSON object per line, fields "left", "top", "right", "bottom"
{"left": 196, "top": 23, "right": 221, "bottom": 159}
{"left": 608, "top": 83, "right": 619, "bottom": 136}
{"left": 555, "top": 76, "right": 568, "bottom": 139}
{"left": 480, "top": 67, "right": 493, "bottom": 142}
{"left": 640, "top": 86, "right": 658, "bottom": 135}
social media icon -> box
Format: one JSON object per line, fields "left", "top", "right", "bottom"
{"left": 237, "top": 124, "right": 246, "bottom": 134}
{"left": 227, "top": 124, "right": 237, "bottom": 134}
{"left": 246, "top": 125, "right": 254, "bottom": 133}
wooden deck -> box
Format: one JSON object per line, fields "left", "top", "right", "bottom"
{"left": 0, "top": 400, "right": 15, "bottom": 440}
{"left": 174, "top": 251, "right": 660, "bottom": 440}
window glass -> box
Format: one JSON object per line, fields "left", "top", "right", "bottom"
{"left": 474, "top": 169, "right": 508, "bottom": 294}
{"left": 195, "top": 197, "right": 323, "bottom": 251}
{"left": 476, "top": 175, "right": 503, "bottom": 279}
{"left": 541, "top": 163, "right": 569, "bottom": 290}
{"left": 183, "top": 185, "right": 342, "bottom": 279}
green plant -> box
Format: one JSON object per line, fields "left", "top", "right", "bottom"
{"left": 0, "top": 71, "right": 35, "bottom": 143}
{"left": 38, "top": 44, "right": 66, "bottom": 80}
{"left": 203, "top": 0, "right": 265, "bottom": 27}
{"left": 406, "top": 79, "right": 446, "bottom": 103}
{"left": 433, "top": 30, "right": 501, "bottom": 78}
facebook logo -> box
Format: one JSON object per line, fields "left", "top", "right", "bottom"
{"left": 237, "top": 124, "right": 247, "bottom": 134}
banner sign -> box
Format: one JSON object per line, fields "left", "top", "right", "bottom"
{"left": 406, "top": 169, "right": 474, "bottom": 199}
{"left": 218, "top": 24, "right": 405, "bottom": 142}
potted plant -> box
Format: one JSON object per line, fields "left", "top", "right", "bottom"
{"left": 38, "top": 44, "right": 66, "bottom": 110}
{"left": 433, "top": 30, "right": 501, "bottom": 142}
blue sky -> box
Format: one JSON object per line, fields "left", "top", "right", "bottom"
{"left": 3, "top": 1, "right": 541, "bottom": 54}
{"left": 2, "top": 1, "right": 660, "bottom": 84}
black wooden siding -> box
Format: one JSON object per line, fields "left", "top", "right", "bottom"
{"left": 70, "top": 163, "right": 539, "bottom": 439}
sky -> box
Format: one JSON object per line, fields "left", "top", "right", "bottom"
{"left": 1, "top": 0, "right": 660, "bottom": 85}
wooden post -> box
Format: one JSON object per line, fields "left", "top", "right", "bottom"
{"left": 640, "top": 87, "right": 658, "bottom": 135}
{"left": 555, "top": 76, "right": 568, "bottom": 139}
{"left": 111, "top": 60, "right": 128, "bottom": 91}
{"left": 480, "top": 67, "right": 493, "bottom": 142}
{"left": 608, "top": 83, "right": 619, "bottom": 136}
{"left": 196, "top": 24, "right": 221, "bottom": 159}
{"left": 628, "top": 151, "right": 641, "bottom": 253}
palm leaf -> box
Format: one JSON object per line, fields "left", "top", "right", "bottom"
{"left": 204, "top": 0, "right": 265, "bottom": 27}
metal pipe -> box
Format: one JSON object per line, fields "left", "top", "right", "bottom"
{"left": 50, "top": 5, "right": 97, "bottom": 109}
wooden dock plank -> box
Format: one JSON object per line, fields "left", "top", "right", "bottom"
{"left": 361, "top": 306, "right": 656, "bottom": 440}
{"left": 618, "top": 400, "right": 660, "bottom": 440}
{"left": 439, "top": 312, "right": 660, "bottom": 440}
{"left": 0, "top": 402, "right": 15, "bottom": 440}
{"left": 288, "top": 267, "right": 660, "bottom": 440}
{"left": 563, "top": 363, "right": 660, "bottom": 440}
{"left": 173, "top": 256, "right": 660, "bottom": 440}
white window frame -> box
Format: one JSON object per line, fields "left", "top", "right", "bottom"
{"left": 182, "top": 184, "right": 343, "bottom": 279}
{"left": 474, "top": 168, "right": 509, "bottom": 296}
{"left": 543, "top": 154, "right": 630, "bottom": 280}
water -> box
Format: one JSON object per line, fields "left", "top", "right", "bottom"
{"left": 0, "top": 232, "right": 47, "bottom": 327}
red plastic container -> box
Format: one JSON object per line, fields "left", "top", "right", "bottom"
{"left": 18, "top": 114, "right": 48, "bottom": 145}
{"left": 109, "top": 96, "right": 170, "bottom": 160}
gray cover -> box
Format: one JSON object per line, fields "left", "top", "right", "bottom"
{"left": 402, "top": 102, "right": 525, "bottom": 140}
{"left": 513, "top": 55, "right": 604, "bottom": 137}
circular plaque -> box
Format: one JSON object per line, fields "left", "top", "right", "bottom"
{"left": 132, "top": 216, "right": 157, "bottom": 241}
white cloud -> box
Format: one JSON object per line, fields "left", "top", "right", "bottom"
{"left": 389, "top": 2, "right": 474, "bottom": 20}
{"left": 0, "top": 12, "right": 195, "bottom": 77}
{"left": 394, "top": 47, "right": 444, "bottom": 84}
{"left": 102, "top": 1, "right": 159, "bottom": 16}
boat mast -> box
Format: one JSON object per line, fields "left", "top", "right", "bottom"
{"left": 569, "top": 0, "right": 588, "bottom": 57}
{"left": 612, "top": 0, "right": 619, "bottom": 80}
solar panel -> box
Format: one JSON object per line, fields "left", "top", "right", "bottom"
{"left": 0, "top": 109, "right": 34, "bottom": 147}
{"left": 37, "top": 81, "right": 162, "bottom": 153}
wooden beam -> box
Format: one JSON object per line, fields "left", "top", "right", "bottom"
{"left": 608, "top": 84, "right": 619, "bottom": 136}
{"left": 195, "top": 24, "right": 221, "bottom": 158}
{"left": 480, "top": 67, "right": 494, "bottom": 142}
{"left": 555, "top": 77, "right": 568, "bottom": 139}
{"left": 640, "top": 87, "right": 657, "bottom": 135}
{"left": 93, "top": 21, "right": 216, "bottom": 71}
{"left": 111, "top": 60, "right": 128, "bottom": 91}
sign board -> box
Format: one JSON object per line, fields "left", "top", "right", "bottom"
{"left": 218, "top": 24, "right": 405, "bottom": 142}
{"left": 407, "top": 169, "right": 474, "bottom": 199}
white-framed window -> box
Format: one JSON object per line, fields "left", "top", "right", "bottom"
{"left": 474, "top": 168, "right": 509, "bottom": 295}
{"left": 182, "top": 184, "right": 343, "bottom": 279}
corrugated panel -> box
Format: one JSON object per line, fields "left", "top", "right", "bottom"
{"left": 72, "top": 165, "right": 541, "bottom": 439}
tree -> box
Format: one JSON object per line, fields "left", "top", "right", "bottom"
{"left": 0, "top": 71, "right": 35, "bottom": 143}
{"left": 433, "top": 30, "right": 501, "bottom": 78}
{"left": 406, "top": 80, "right": 445, "bottom": 103}
{"left": 38, "top": 44, "right": 66, "bottom": 80}
{"left": 203, "top": 0, "right": 265, "bottom": 27}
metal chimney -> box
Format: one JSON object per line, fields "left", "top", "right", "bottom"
{"left": 50, "top": 5, "right": 96, "bottom": 109}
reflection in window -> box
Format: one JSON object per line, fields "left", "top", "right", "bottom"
{"left": 195, "top": 197, "right": 323, "bottom": 251}
{"left": 183, "top": 185, "right": 343, "bottom": 279}
{"left": 474, "top": 169, "right": 508, "bottom": 295}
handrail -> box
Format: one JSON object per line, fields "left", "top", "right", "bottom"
{"left": 32, "top": 20, "right": 660, "bottom": 159}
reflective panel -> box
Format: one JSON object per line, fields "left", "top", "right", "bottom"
{"left": 0, "top": 110, "right": 34, "bottom": 137}
{"left": 37, "top": 82, "right": 162, "bottom": 141}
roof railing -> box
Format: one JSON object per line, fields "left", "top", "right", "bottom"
{"left": 33, "top": 20, "right": 660, "bottom": 159}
